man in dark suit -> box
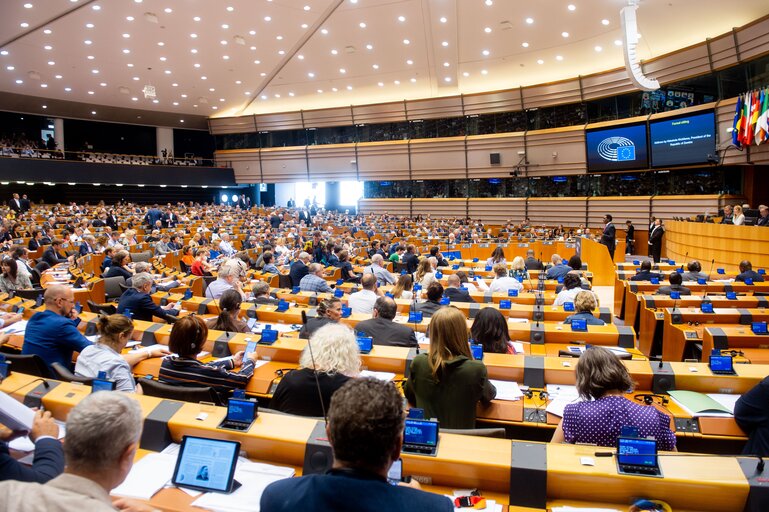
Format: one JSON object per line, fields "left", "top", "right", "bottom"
{"left": 9, "top": 193, "right": 22, "bottom": 214}
{"left": 298, "top": 209, "right": 311, "bottom": 225}
{"left": 429, "top": 246, "right": 449, "bottom": 267}
{"left": 356, "top": 297, "right": 417, "bottom": 348}
{"left": 20, "top": 194, "right": 30, "bottom": 212}
{"left": 600, "top": 214, "right": 616, "bottom": 261}
{"left": 269, "top": 213, "right": 282, "bottom": 229}
{"left": 443, "top": 274, "right": 475, "bottom": 303}
{"left": 625, "top": 220, "right": 635, "bottom": 255}
{"left": 630, "top": 260, "right": 661, "bottom": 282}
{"left": 289, "top": 252, "right": 311, "bottom": 287}
{"left": 656, "top": 272, "right": 692, "bottom": 296}
{"left": 28, "top": 230, "right": 43, "bottom": 251}
{"left": 757, "top": 205, "right": 769, "bottom": 226}
{"left": 524, "top": 249, "right": 543, "bottom": 271}
{"left": 402, "top": 244, "right": 419, "bottom": 274}
{"left": 117, "top": 272, "right": 179, "bottom": 322}
{"left": 260, "top": 378, "right": 453, "bottom": 512}
{"left": 736, "top": 260, "right": 766, "bottom": 283}
{"left": 648, "top": 218, "right": 664, "bottom": 263}
{"left": 41, "top": 240, "right": 70, "bottom": 267}
{"left": 78, "top": 236, "right": 96, "bottom": 257}
{"left": 164, "top": 210, "right": 178, "bottom": 228}
{"left": 0, "top": 410, "right": 63, "bottom": 483}
{"left": 410, "top": 282, "right": 444, "bottom": 318}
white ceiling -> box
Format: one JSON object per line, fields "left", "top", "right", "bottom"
{"left": 1, "top": 0, "right": 767, "bottom": 122}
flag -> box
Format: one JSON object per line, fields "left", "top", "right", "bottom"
{"left": 741, "top": 92, "right": 751, "bottom": 146}
{"left": 748, "top": 90, "right": 760, "bottom": 146}
{"left": 756, "top": 89, "right": 769, "bottom": 145}
{"left": 732, "top": 94, "right": 743, "bottom": 148}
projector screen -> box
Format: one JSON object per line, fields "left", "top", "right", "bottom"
{"left": 649, "top": 111, "right": 716, "bottom": 168}
{"left": 585, "top": 123, "right": 648, "bottom": 172}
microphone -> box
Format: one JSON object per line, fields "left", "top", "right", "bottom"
{"left": 8, "top": 378, "right": 50, "bottom": 396}
{"left": 706, "top": 258, "right": 715, "bottom": 282}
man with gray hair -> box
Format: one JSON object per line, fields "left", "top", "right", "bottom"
{"left": 127, "top": 262, "right": 179, "bottom": 293}
{"left": 364, "top": 254, "right": 395, "bottom": 286}
{"left": 289, "top": 251, "right": 312, "bottom": 287}
{"left": 355, "top": 297, "right": 417, "bottom": 348}
{"left": 0, "top": 393, "right": 150, "bottom": 512}
{"left": 117, "top": 272, "right": 179, "bottom": 322}
{"left": 300, "top": 263, "right": 333, "bottom": 293}
{"left": 250, "top": 280, "right": 280, "bottom": 305}
{"left": 205, "top": 258, "right": 247, "bottom": 300}
{"left": 218, "top": 232, "right": 236, "bottom": 257}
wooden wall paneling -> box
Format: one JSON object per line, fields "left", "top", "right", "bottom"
{"left": 406, "top": 96, "right": 464, "bottom": 120}
{"left": 301, "top": 107, "right": 354, "bottom": 128}
{"left": 735, "top": 16, "right": 769, "bottom": 61}
{"left": 580, "top": 68, "right": 637, "bottom": 101}
{"left": 462, "top": 90, "right": 523, "bottom": 116}
{"left": 521, "top": 79, "right": 582, "bottom": 110}
{"left": 409, "top": 137, "right": 467, "bottom": 179}
{"left": 527, "top": 197, "right": 588, "bottom": 226}
{"left": 466, "top": 133, "right": 526, "bottom": 179}
{"left": 254, "top": 111, "right": 304, "bottom": 132}
{"left": 259, "top": 147, "right": 308, "bottom": 183}
{"left": 356, "top": 141, "right": 411, "bottom": 182}
{"left": 587, "top": 196, "right": 652, "bottom": 229}
{"left": 468, "top": 198, "right": 527, "bottom": 225}
{"left": 306, "top": 144, "right": 357, "bottom": 182}
{"left": 208, "top": 116, "right": 257, "bottom": 135}
{"left": 352, "top": 101, "right": 407, "bottom": 124}
{"left": 716, "top": 98, "right": 748, "bottom": 165}
{"left": 708, "top": 33, "right": 740, "bottom": 70}
{"left": 525, "top": 127, "right": 587, "bottom": 176}
{"left": 219, "top": 149, "right": 262, "bottom": 183}
{"left": 357, "top": 198, "right": 411, "bottom": 217}
{"left": 411, "top": 199, "right": 467, "bottom": 219}
{"left": 651, "top": 195, "right": 721, "bottom": 221}
{"left": 643, "top": 44, "right": 711, "bottom": 85}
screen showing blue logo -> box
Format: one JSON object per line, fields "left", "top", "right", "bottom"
{"left": 586, "top": 123, "right": 648, "bottom": 172}
{"left": 617, "top": 437, "right": 657, "bottom": 467}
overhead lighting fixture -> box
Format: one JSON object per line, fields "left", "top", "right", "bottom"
{"left": 567, "top": 4, "right": 576, "bottom": 11}
{"left": 440, "top": 17, "right": 447, "bottom": 23}
{"left": 398, "top": 16, "right": 406, "bottom": 22}
{"left": 621, "top": 3, "right": 659, "bottom": 90}
{"left": 602, "top": 19, "right": 610, "bottom": 25}
{"left": 525, "top": 17, "right": 534, "bottom": 24}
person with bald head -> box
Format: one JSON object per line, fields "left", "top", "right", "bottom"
{"left": 347, "top": 273, "right": 380, "bottom": 315}
{"left": 443, "top": 274, "right": 475, "bottom": 303}
{"left": 356, "top": 297, "right": 418, "bottom": 348}
{"left": 22, "top": 285, "right": 91, "bottom": 371}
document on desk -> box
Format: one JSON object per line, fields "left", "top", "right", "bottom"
{"left": 669, "top": 390, "right": 734, "bottom": 417}
{"left": 111, "top": 453, "right": 177, "bottom": 500}
{"left": 706, "top": 393, "right": 741, "bottom": 414}
{"left": 191, "top": 461, "right": 295, "bottom": 512}
{"left": 0, "top": 391, "right": 35, "bottom": 432}
{"left": 0, "top": 320, "right": 27, "bottom": 335}
{"left": 488, "top": 380, "right": 523, "bottom": 401}
{"left": 360, "top": 370, "right": 396, "bottom": 382}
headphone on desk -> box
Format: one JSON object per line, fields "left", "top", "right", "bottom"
{"left": 634, "top": 393, "right": 669, "bottom": 406}
{"left": 524, "top": 389, "right": 549, "bottom": 401}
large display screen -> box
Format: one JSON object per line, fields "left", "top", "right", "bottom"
{"left": 649, "top": 111, "right": 716, "bottom": 168}
{"left": 585, "top": 123, "right": 648, "bottom": 172}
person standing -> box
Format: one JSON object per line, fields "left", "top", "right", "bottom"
{"left": 625, "top": 220, "right": 635, "bottom": 255}
{"left": 600, "top": 214, "right": 616, "bottom": 261}
{"left": 648, "top": 219, "right": 664, "bottom": 263}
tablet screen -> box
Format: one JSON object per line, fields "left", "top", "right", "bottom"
{"left": 617, "top": 437, "right": 657, "bottom": 467}
{"left": 709, "top": 355, "right": 733, "bottom": 372}
{"left": 404, "top": 419, "right": 438, "bottom": 447}
{"left": 227, "top": 399, "right": 256, "bottom": 423}
{"left": 173, "top": 436, "right": 240, "bottom": 493}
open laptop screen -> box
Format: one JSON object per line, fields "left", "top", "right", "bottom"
{"left": 404, "top": 419, "right": 438, "bottom": 447}
{"left": 709, "top": 355, "right": 734, "bottom": 373}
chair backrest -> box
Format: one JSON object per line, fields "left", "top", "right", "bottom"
{"left": 130, "top": 251, "right": 152, "bottom": 263}
{"left": 4, "top": 353, "right": 53, "bottom": 378}
{"left": 441, "top": 427, "right": 507, "bottom": 439}
{"left": 50, "top": 362, "right": 94, "bottom": 385}
{"left": 86, "top": 299, "right": 116, "bottom": 315}
{"left": 13, "top": 288, "right": 45, "bottom": 301}
{"left": 179, "top": 261, "right": 191, "bottom": 274}
{"left": 103, "top": 276, "right": 126, "bottom": 301}
{"left": 29, "top": 268, "right": 41, "bottom": 286}
{"left": 140, "top": 378, "right": 222, "bottom": 405}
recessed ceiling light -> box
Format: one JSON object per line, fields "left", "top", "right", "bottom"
{"left": 201, "top": 75, "right": 207, "bottom": 79}
{"left": 301, "top": 24, "right": 308, "bottom": 29}
{"left": 91, "top": 69, "right": 99, "bottom": 74}
{"left": 126, "top": 16, "right": 134, "bottom": 21}
{"left": 40, "top": 83, "right": 47, "bottom": 88}
{"left": 321, "top": 28, "right": 328, "bottom": 34}
{"left": 264, "top": 16, "right": 271, "bottom": 21}
{"left": 55, "top": 74, "right": 61, "bottom": 78}
{"left": 44, "top": 44, "right": 52, "bottom": 50}
{"left": 484, "top": 27, "right": 491, "bottom": 33}
{"left": 317, "top": 89, "right": 323, "bottom": 93}
{"left": 84, "top": 40, "right": 92, "bottom": 45}
{"left": 131, "top": 97, "right": 138, "bottom": 101}
{"left": 398, "top": 16, "right": 406, "bottom": 22}
{"left": 164, "top": 7, "right": 172, "bottom": 13}
{"left": 406, "top": 59, "right": 413, "bottom": 65}
{"left": 297, "top": 55, "right": 304, "bottom": 60}
{"left": 331, "top": 49, "right": 338, "bottom": 55}
{"left": 481, "top": 69, "right": 488, "bottom": 75}
{"left": 443, "top": 62, "right": 449, "bottom": 67}
{"left": 65, "top": 86, "right": 71, "bottom": 91}
{"left": 220, "top": 40, "right": 227, "bottom": 45}
{"left": 0, "top": 51, "right": 8, "bottom": 55}
{"left": 614, "top": 39, "right": 622, "bottom": 46}
{"left": 482, "top": 49, "right": 490, "bottom": 56}
{"left": 308, "top": 72, "right": 315, "bottom": 77}
{"left": 164, "top": 69, "right": 171, "bottom": 74}
{"left": 561, "top": 32, "right": 569, "bottom": 38}
{"left": 522, "top": 42, "right": 529, "bottom": 48}
{"left": 394, "top": 80, "right": 400, "bottom": 85}
{"left": 244, "top": 91, "right": 250, "bottom": 95}
{"left": 99, "top": 82, "right": 107, "bottom": 86}
{"left": 253, "top": 59, "right": 261, "bottom": 64}
{"left": 152, "top": 99, "right": 159, "bottom": 103}
{"left": 567, "top": 4, "right": 576, "bottom": 11}
{"left": 86, "top": 23, "right": 94, "bottom": 28}
{"left": 366, "top": 44, "right": 373, "bottom": 50}
{"left": 378, "top": 82, "right": 384, "bottom": 86}
{"left": 123, "top": 33, "right": 130, "bottom": 38}
{"left": 91, "top": 111, "right": 96, "bottom": 115}
{"left": 288, "top": 92, "right": 295, "bottom": 96}
{"left": 440, "top": 17, "right": 447, "bottom": 23}
{"left": 278, "top": 50, "right": 285, "bottom": 55}
{"left": 159, "top": 56, "right": 167, "bottom": 61}
{"left": 132, "top": 76, "right": 139, "bottom": 80}
{"left": 403, "top": 39, "right": 410, "bottom": 45}
{"left": 260, "top": 72, "right": 266, "bottom": 76}
{"left": 87, "top": 55, "right": 95, "bottom": 59}
{"left": 47, "top": 61, "right": 54, "bottom": 65}
{"left": 444, "top": 77, "right": 451, "bottom": 82}
{"left": 332, "top": 87, "right": 338, "bottom": 92}
{"left": 193, "top": 16, "right": 201, "bottom": 21}
{"left": 209, "top": 87, "right": 215, "bottom": 92}
{"left": 227, "top": 6, "right": 234, "bottom": 11}
{"left": 410, "top": 78, "right": 416, "bottom": 83}
{"left": 276, "top": 35, "right": 283, "bottom": 40}
{"left": 274, "top": 93, "right": 281, "bottom": 98}
{"left": 594, "top": 45, "right": 603, "bottom": 52}
{"left": 485, "top": 0, "right": 493, "bottom": 5}
{"left": 303, "top": 5, "right": 310, "bottom": 10}
{"left": 92, "top": 5, "right": 100, "bottom": 10}
{"left": 372, "top": 64, "right": 379, "bottom": 69}
{"left": 122, "top": 49, "right": 130, "bottom": 54}
{"left": 601, "top": 19, "right": 610, "bottom": 25}
{"left": 15, "top": 79, "right": 22, "bottom": 84}
{"left": 194, "top": 63, "right": 201, "bottom": 68}
{"left": 24, "top": 3, "right": 33, "bottom": 8}
{"left": 6, "top": 65, "right": 14, "bottom": 70}
{"left": 462, "top": 71, "right": 469, "bottom": 77}
{"left": 43, "top": 29, "right": 52, "bottom": 34}
{"left": 555, "top": 55, "right": 563, "bottom": 61}
{"left": 181, "top": 93, "right": 187, "bottom": 98}
{"left": 525, "top": 17, "right": 534, "bottom": 24}
{"left": 339, "top": 68, "right": 346, "bottom": 73}
{"left": 222, "top": 24, "right": 229, "bottom": 29}
{"left": 211, "top": 106, "right": 217, "bottom": 110}
{"left": 190, "top": 33, "right": 197, "bottom": 38}
{"left": 250, "top": 46, "right": 256, "bottom": 50}
{"left": 441, "top": 41, "right": 448, "bottom": 47}
{"left": 88, "top": 91, "right": 94, "bottom": 94}
{"left": 346, "top": 85, "right": 353, "bottom": 90}
{"left": 261, "top": 94, "right": 268, "bottom": 100}
{"left": 191, "top": 49, "right": 197, "bottom": 54}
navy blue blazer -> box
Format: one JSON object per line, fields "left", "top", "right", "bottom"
{"left": 0, "top": 438, "right": 64, "bottom": 483}
{"left": 260, "top": 468, "right": 453, "bottom": 512}
{"left": 289, "top": 261, "right": 309, "bottom": 287}
{"left": 117, "top": 288, "right": 172, "bottom": 322}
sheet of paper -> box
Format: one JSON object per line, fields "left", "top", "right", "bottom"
{"left": 190, "top": 461, "right": 295, "bottom": 512}
{"left": 359, "top": 370, "right": 396, "bottom": 381}
{"left": 0, "top": 391, "right": 35, "bottom": 432}
{"left": 510, "top": 342, "right": 525, "bottom": 354}
{"left": 111, "top": 453, "right": 177, "bottom": 500}
{"left": 85, "top": 334, "right": 101, "bottom": 343}
{"left": 126, "top": 341, "right": 141, "bottom": 348}
{"left": 488, "top": 380, "right": 523, "bottom": 401}
{"left": 0, "top": 320, "right": 27, "bottom": 335}
{"left": 546, "top": 384, "right": 579, "bottom": 399}
{"left": 707, "top": 393, "right": 741, "bottom": 414}
{"left": 507, "top": 317, "right": 529, "bottom": 324}
{"left": 251, "top": 323, "right": 300, "bottom": 333}
{"left": 545, "top": 395, "right": 582, "bottom": 418}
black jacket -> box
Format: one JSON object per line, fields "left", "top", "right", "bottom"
{"left": 355, "top": 317, "right": 417, "bottom": 348}
{"left": 444, "top": 287, "right": 476, "bottom": 304}
{"left": 289, "top": 261, "right": 309, "bottom": 287}
{"left": 524, "top": 257, "right": 543, "bottom": 271}
{"left": 736, "top": 376, "right": 769, "bottom": 456}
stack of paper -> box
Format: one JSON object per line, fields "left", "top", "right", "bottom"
{"left": 668, "top": 390, "right": 734, "bottom": 417}
{"left": 0, "top": 391, "right": 34, "bottom": 432}
{"left": 545, "top": 385, "right": 581, "bottom": 418}
{"left": 360, "top": 370, "right": 396, "bottom": 382}
{"left": 488, "top": 380, "right": 523, "bottom": 401}
{"left": 1, "top": 320, "right": 27, "bottom": 335}
{"left": 190, "top": 461, "right": 295, "bottom": 512}
{"left": 111, "top": 453, "right": 177, "bottom": 500}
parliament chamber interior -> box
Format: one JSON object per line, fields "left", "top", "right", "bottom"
{"left": 1, "top": 0, "right": 769, "bottom": 511}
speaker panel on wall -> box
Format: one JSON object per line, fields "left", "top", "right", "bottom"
{"left": 490, "top": 153, "right": 501, "bottom": 165}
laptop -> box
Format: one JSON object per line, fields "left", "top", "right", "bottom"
{"left": 172, "top": 436, "right": 241, "bottom": 494}
{"left": 217, "top": 398, "right": 258, "bottom": 432}
{"left": 709, "top": 354, "right": 737, "bottom": 375}
{"left": 616, "top": 437, "right": 662, "bottom": 477}
{"left": 401, "top": 418, "right": 439, "bottom": 456}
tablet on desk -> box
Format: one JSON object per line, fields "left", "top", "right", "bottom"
{"left": 570, "top": 318, "right": 588, "bottom": 332}
{"left": 172, "top": 436, "right": 241, "bottom": 494}
{"left": 217, "top": 398, "right": 258, "bottom": 432}
{"left": 616, "top": 437, "right": 662, "bottom": 477}
{"left": 356, "top": 336, "right": 373, "bottom": 354}
{"left": 709, "top": 355, "right": 737, "bottom": 375}
{"left": 402, "top": 418, "right": 439, "bottom": 456}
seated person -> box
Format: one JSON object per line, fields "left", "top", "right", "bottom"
{"left": 657, "top": 271, "right": 692, "bottom": 296}
{"left": 554, "top": 273, "right": 582, "bottom": 306}
{"left": 470, "top": 307, "right": 517, "bottom": 354}
{"left": 250, "top": 280, "right": 280, "bottom": 305}
{"left": 75, "top": 314, "right": 168, "bottom": 392}
{"left": 347, "top": 273, "right": 379, "bottom": 315}
{"left": 299, "top": 263, "right": 333, "bottom": 293}
{"left": 191, "top": 248, "right": 214, "bottom": 276}
{"left": 22, "top": 285, "right": 91, "bottom": 371}
{"left": 487, "top": 263, "right": 524, "bottom": 294}
{"left": 338, "top": 250, "right": 360, "bottom": 283}
{"left": 454, "top": 270, "right": 488, "bottom": 292}
{"left": 180, "top": 245, "right": 196, "bottom": 269}
{"left": 261, "top": 251, "right": 280, "bottom": 274}
{"left": 681, "top": 260, "right": 708, "bottom": 282}
{"left": 100, "top": 247, "right": 113, "bottom": 272}
{"left": 485, "top": 247, "right": 506, "bottom": 267}
{"left": 563, "top": 291, "right": 605, "bottom": 326}
{"left": 735, "top": 376, "right": 769, "bottom": 457}
{"left": 41, "top": 240, "right": 71, "bottom": 267}
{"left": 551, "top": 346, "right": 676, "bottom": 450}
{"left": 205, "top": 258, "right": 247, "bottom": 300}
{"left": 509, "top": 256, "right": 529, "bottom": 281}
{"left": 404, "top": 307, "right": 496, "bottom": 429}
{"left": 299, "top": 298, "right": 342, "bottom": 339}
{"left": 545, "top": 253, "right": 570, "bottom": 280}
{"left": 524, "top": 249, "right": 544, "bottom": 271}
{"left": 413, "top": 259, "right": 436, "bottom": 289}
{"left": 410, "top": 281, "right": 444, "bottom": 318}
{"left": 364, "top": 254, "right": 396, "bottom": 286}
{"left": 629, "top": 260, "right": 661, "bottom": 281}
{"left": 0, "top": 259, "right": 32, "bottom": 293}
{"left": 127, "top": 261, "right": 179, "bottom": 292}
{"left": 736, "top": 260, "right": 765, "bottom": 282}
{"left": 390, "top": 274, "right": 414, "bottom": 300}
{"left": 153, "top": 234, "right": 171, "bottom": 256}
{"left": 443, "top": 274, "right": 475, "bottom": 303}
{"left": 0, "top": 410, "right": 63, "bottom": 483}
{"left": 261, "top": 378, "right": 452, "bottom": 511}
{"left": 271, "top": 323, "right": 361, "bottom": 417}
{"left": 356, "top": 297, "right": 417, "bottom": 348}
{"left": 160, "top": 315, "right": 257, "bottom": 393}
{"left": 206, "top": 289, "right": 250, "bottom": 333}
{"left": 103, "top": 250, "right": 133, "bottom": 280}
{"left": 117, "top": 272, "right": 179, "bottom": 323}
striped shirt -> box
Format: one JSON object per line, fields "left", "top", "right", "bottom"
{"left": 159, "top": 356, "right": 256, "bottom": 391}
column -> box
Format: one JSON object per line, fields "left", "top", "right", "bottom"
{"left": 156, "top": 127, "right": 174, "bottom": 160}
{"left": 53, "top": 118, "right": 65, "bottom": 152}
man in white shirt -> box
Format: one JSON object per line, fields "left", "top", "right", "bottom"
{"left": 218, "top": 233, "right": 236, "bottom": 257}
{"left": 347, "top": 273, "right": 380, "bottom": 315}
{"left": 488, "top": 263, "right": 524, "bottom": 294}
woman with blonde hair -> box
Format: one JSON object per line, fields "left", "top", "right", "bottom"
{"left": 509, "top": 256, "right": 529, "bottom": 281}
{"left": 404, "top": 307, "right": 496, "bottom": 428}
{"left": 732, "top": 204, "right": 746, "bottom": 226}
{"left": 271, "top": 323, "right": 361, "bottom": 417}
{"left": 391, "top": 273, "right": 414, "bottom": 300}
{"left": 413, "top": 258, "right": 436, "bottom": 289}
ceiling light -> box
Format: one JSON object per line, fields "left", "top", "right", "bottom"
{"left": 172, "top": 82, "right": 178, "bottom": 86}
{"left": 522, "top": 42, "right": 529, "bottom": 48}
{"left": 91, "top": 69, "right": 99, "bottom": 74}
{"left": 222, "top": 24, "right": 229, "bottom": 29}
{"left": 444, "top": 77, "right": 451, "bottom": 82}
{"left": 321, "top": 28, "right": 328, "bottom": 34}
{"left": 410, "top": 78, "right": 416, "bottom": 83}
{"left": 250, "top": 46, "right": 256, "bottom": 50}
{"left": 278, "top": 50, "right": 285, "bottom": 55}
{"left": 276, "top": 35, "right": 283, "bottom": 40}
{"left": 44, "top": 45, "right": 52, "bottom": 50}
{"left": 394, "top": 80, "right": 400, "bottom": 85}
{"left": 264, "top": 16, "right": 271, "bottom": 21}
{"left": 331, "top": 49, "right": 338, "bottom": 55}
{"left": 332, "top": 87, "right": 338, "bottom": 92}
{"left": 132, "top": 76, "right": 139, "bottom": 80}
{"left": 601, "top": 19, "right": 610, "bottom": 25}
{"left": 481, "top": 69, "right": 488, "bottom": 75}
{"left": 87, "top": 55, "right": 94, "bottom": 59}
{"left": 99, "top": 82, "right": 107, "bottom": 86}
{"left": 164, "top": 7, "right": 172, "bottom": 13}
{"left": 123, "top": 33, "right": 130, "bottom": 38}
{"left": 159, "top": 56, "right": 167, "bottom": 61}
{"left": 301, "top": 23, "right": 308, "bottom": 29}
{"left": 15, "top": 79, "right": 22, "bottom": 84}
{"left": 303, "top": 5, "right": 310, "bottom": 10}
{"left": 308, "top": 72, "right": 315, "bottom": 77}
{"left": 86, "top": 23, "right": 94, "bottom": 28}
{"left": 164, "top": 70, "right": 171, "bottom": 74}
{"left": 482, "top": 49, "right": 490, "bottom": 56}
{"left": 193, "top": 16, "right": 201, "bottom": 21}
{"left": 84, "top": 40, "right": 92, "bottom": 45}
{"left": 614, "top": 39, "right": 622, "bottom": 46}
{"left": 398, "top": 16, "right": 406, "bottom": 22}
{"left": 443, "top": 62, "right": 449, "bottom": 67}
{"left": 339, "top": 68, "right": 346, "bottom": 73}
{"left": 594, "top": 45, "right": 602, "bottom": 52}
{"left": 55, "top": 74, "right": 61, "bottom": 79}
{"left": 366, "top": 44, "right": 373, "bottom": 50}
{"left": 88, "top": 91, "right": 94, "bottom": 94}
{"left": 253, "top": 59, "right": 261, "bottom": 64}
{"left": 567, "top": 4, "right": 576, "bottom": 11}
{"left": 65, "top": 86, "right": 71, "bottom": 91}
{"left": 201, "top": 75, "right": 207, "bottom": 79}
{"left": 260, "top": 72, "right": 266, "bottom": 76}
{"left": 181, "top": 93, "right": 187, "bottom": 97}
{"left": 227, "top": 6, "right": 234, "bottom": 11}
{"left": 378, "top": 82, "right": 384, "bottom": 86}
{"left": 484, "top": 27, "right": 491, "bottom": 33}
{"left": 297, "top": 55, "right": 304, "bottom": 60}
{"left": 126, "top": 16, "right": 134, "bottom": 21}
{"left": 462, "top": 71, "right": 469, "bottom": 77}
{"left": 43, "top": 29, "right": 52, "bottom": 34}
{"left": 194, "top": 63, "right": 201, "bottom": 68}
{"left": 406, "top": 59, "right": 413, "bottom": 65}
{"left": 403, "top": 39, "right": 410, "bottom": 45}
{"left": 485, "top": 0, "right": 493, "bottom": 5}
{"left": 6, "top": 65, "right": 14, "bottom": 71}
{"left": 317, "top": 89, "right": 322, "bottom": 93}
{"left": 123, "top": 49, "right": 130, "bottom": 54}
{"left": 288, "top": 92, "right": 294, "bottom": 96}
{"left": 92, "top": 5, "right": 101, "bottom": 10}
{"left": 24, "top": 3, "right": 33, "bottom": 8}
{"left": 190, "top": 33, "right": 197, "bottom": 38}
{"left": 440, "top": 17, "right": 447, "bottom": 23}
{"left": 0, "top": 51, "right": 8, "bottom": 55}
{"left": 372, "top": 64, "right": 379, "bottom": 69}
{"left": 40, "top": 83, "right": 47, "bottom": 88}
{"left": 441, "top": 41, "right": 448, "bottom": 47}
{"left": 190, "top": 49, "right": 197, "bottom": 54}
{"left": 219, "top": 98, "right": 224, "bottom": 102}
{"left": 525, "top": 17, "right": 534, "bottom": 24}
{"left": 152, "top": 99, "right": 159, "bottom": 103}
{"left": 209, "top": 87, "right": 215, "bottom": 91}
{"left": 47, "top": 61, "right": 54, "bottom": 65}
{"left": 131, "top": 97, "right": 138, "bottom": 101}
{"left": 346, "top": 85, "right": 353, "bottom": 90}
{"left": 561, "top": 32, "right": 569, "bottom": 38}
{"left": 555, "top": 55, "right": 563, "bottom": 61}
{"left": 220, "top": 40, "right": 227, "bottom": 45}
